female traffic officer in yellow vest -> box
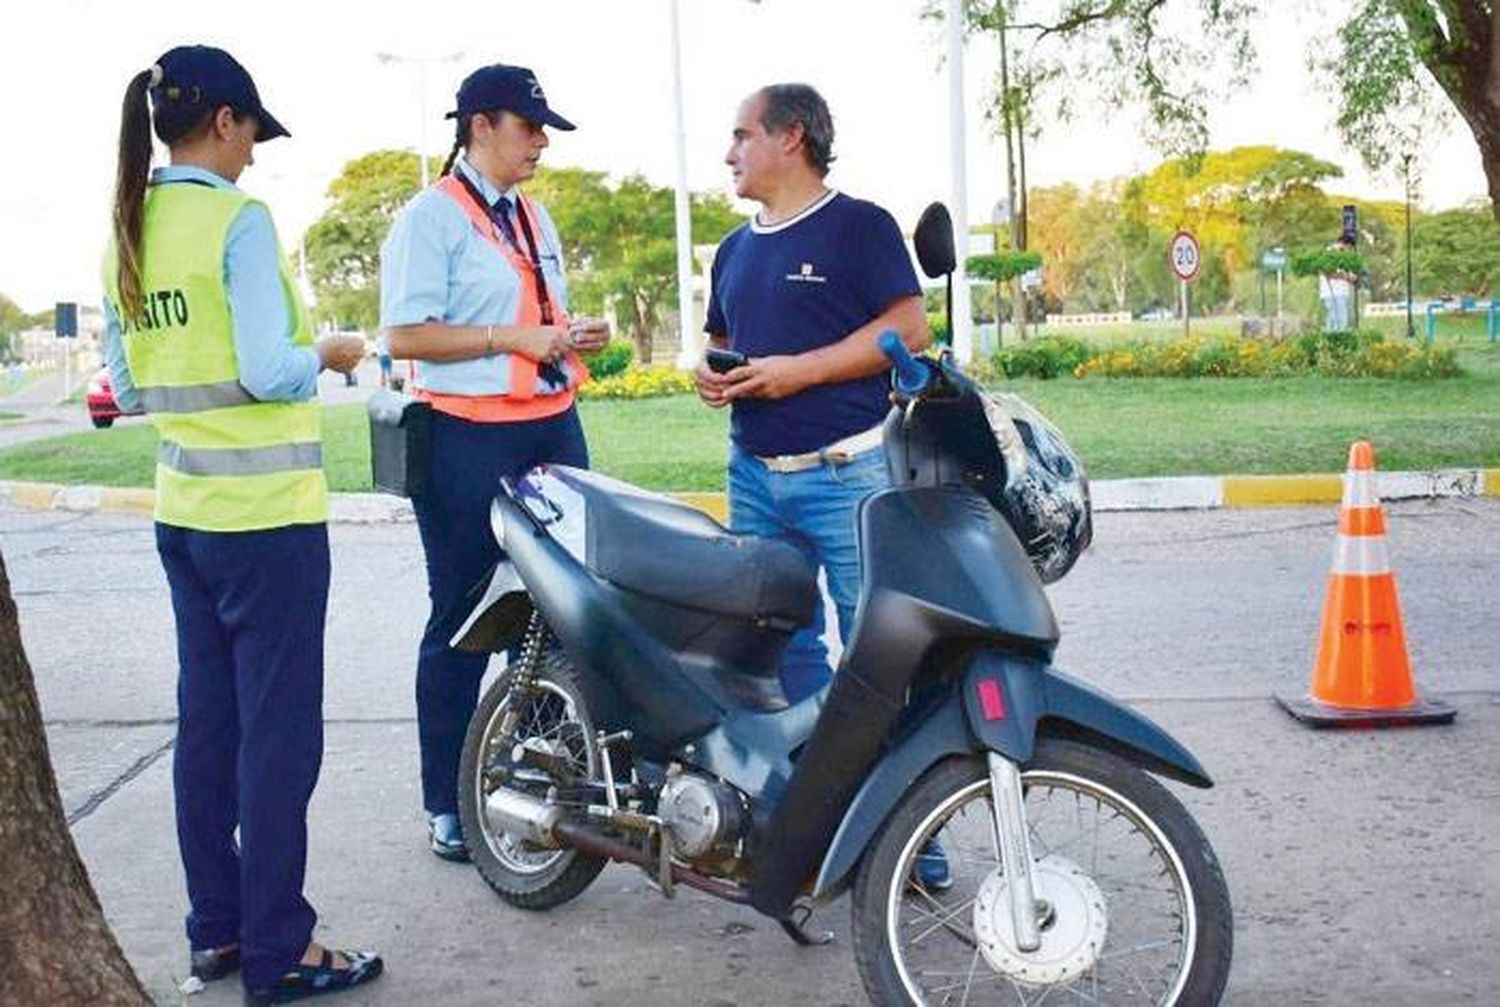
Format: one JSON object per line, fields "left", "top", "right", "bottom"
{"left": 101, "top": 45, "right": 383, "bottom": 1005}
{"left": 379, "top": 63, "right": 610, "bottom": 861}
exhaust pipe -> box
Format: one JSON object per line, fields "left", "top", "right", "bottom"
{"left": 484, "top": 787, "right": 564, "bottom": 846}
{"left": 482, "top": 788, "right": 751, "bottom": 906}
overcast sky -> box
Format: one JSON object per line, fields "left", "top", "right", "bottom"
{"left": 1, "top": 0, "right": 1487, "bottom": 313}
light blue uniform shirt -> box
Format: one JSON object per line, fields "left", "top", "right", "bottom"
{"left": 379, "top": 156, "right": 570, "bottom": 396}
{"left": 102, "top": 165, "right": 319, "bottom": 412}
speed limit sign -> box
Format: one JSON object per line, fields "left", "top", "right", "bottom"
{"left": 1168, "top": 230, "right": 1201, "bottom": 282}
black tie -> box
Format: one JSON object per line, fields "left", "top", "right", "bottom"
{"left": 493, "top": 195, "right": 520, "bottom": 249}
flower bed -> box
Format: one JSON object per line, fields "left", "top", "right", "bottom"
{"left": 992, "top": 331, "right": 1461, "bottom": 380}
{"left": 578, "top": 365, "right": 697, "bottom": 399}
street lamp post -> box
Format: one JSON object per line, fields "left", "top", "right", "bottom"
{"left": 376, "top": 51, "right": 465, "bottom": 189}
{"left": 670, "top": 0, "right": 698, "bottom": 368}
{"left": 668, "top": 0, "right": 760, "bottom": 368}
{"left": 945, "top": 0, "right": 973, "bottom": 362}
{"left": 1403, "top": 154, "right": 1415, "bottom": 342}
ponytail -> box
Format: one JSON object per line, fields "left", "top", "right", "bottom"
{"left": 439, "top": 110, "right": 500, "bottom": 178}
{"left": 112, "top": 69, "right": 156, "bottom": 320}
{"left": 439, "top": 136, "right": 462, "bottom": 178}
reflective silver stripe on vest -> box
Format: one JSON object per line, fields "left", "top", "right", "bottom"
{"left": 138, "top": 381, "right": 257, "bottom": 414}
{"left": 158, "top": 441, "right": 323, "bottom": 477}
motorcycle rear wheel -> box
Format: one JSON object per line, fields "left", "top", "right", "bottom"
{"left": 852, "top": 739, "right": 1232, "bottom": 1005}
{"left": 458, "top": 648, "right": 608, "bottom": 910}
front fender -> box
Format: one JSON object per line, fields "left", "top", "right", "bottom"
{"left": 811, "top": 652, "right": 1212, "bottom": 901}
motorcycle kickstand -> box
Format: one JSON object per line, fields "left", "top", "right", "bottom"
{"left": 779, "top": 902, "right": 835, "bottom": 947}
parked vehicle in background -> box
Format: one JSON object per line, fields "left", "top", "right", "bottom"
{"left": 85, "top": 366, "right": 143, "bottom": 428}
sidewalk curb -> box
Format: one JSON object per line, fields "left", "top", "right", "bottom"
{"left": 4, "top": 469, "right": 1496, "bottom": 523}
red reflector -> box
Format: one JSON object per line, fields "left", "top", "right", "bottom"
{"left": 976, "top": 678, "right": 1006, "bottom": 722}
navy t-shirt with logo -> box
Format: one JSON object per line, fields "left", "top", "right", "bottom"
{"left": 705, "top": 191, "right": 920, "bottom": 457}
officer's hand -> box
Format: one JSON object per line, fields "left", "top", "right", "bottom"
{"left": 694, "top": 362, "right": 731, "bottom": 409}
{"left": 316, "top": 335, "right": 365, "bottom": 374}
{"left": 517, "top": 326, "right": 573, "bottom": 364}
{"left": 567, "top": 317, "right": 611, "bottom": 353}
{"left": 722, "top": 355, "right": 808, "bottom": 401}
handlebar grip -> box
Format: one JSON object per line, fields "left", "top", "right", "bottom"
{"left": 879, "top": 330, "right": 930, "bottom": 396}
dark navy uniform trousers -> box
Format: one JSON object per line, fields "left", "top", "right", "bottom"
{"left": 412, "top": 405, "right": 587, "bottom": 817}
{"left": 157, "top": 521, "right": 329, "bottom": 987}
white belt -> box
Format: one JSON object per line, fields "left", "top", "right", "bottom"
{"left": 755, "top": 424, "right": 884, "bottom": 474}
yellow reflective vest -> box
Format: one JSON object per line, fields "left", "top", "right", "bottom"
{"left": 103, "top": 183, "right": 327, "bottom": 532}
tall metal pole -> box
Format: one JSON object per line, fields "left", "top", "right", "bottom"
{"left": 1404, "top": 155, "right": 1415, "bottom": 341}
{"left": 945, "top": 0, "right": 973, "bottom": 362}
{"left": 670, "top": 0, "right": 698, "bottom": 368}
{"left": 417, "top": 59, "right": 430, "bottom": 190}
{"left": 377, "top": 52, "right": 462, "bottom": 190}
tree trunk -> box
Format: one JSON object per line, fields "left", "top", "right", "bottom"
{"left": 1402, "top": 2, "right": 1500, "bottom": 221}
{"left": 0, "top": 549, "right": 150, "bottom": 1005}
{"left": 630, "top": 296, "right": 653, "bottom": 366}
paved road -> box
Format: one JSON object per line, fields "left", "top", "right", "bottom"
{"left": 0, "top": 359, "right": 382, "bottom": 449}
{"left": 3, "top": 500, "right": 1497, "bottom": 1004}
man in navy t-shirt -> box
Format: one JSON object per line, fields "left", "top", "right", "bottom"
{"left": 696, "top": 82, "right": 930, "bottom": 705}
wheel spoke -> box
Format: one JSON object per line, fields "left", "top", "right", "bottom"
{"left": 882, "top": 764, "right": 1204, "bottom": 1006}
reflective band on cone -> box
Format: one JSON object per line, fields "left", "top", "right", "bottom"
{"left": 1277, "top": 440, "right": 1456, "bottom": 728}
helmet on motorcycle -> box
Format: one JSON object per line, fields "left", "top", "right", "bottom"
{"left": 979, "top": 391, "right": 1093, "bottom": 583}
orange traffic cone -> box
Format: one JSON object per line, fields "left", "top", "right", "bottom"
{"left": 1277, "top": 441, "right": 1456, "bottom": 728}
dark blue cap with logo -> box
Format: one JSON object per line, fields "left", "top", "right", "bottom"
{"left": 445, "top": 64, "right": 575, "bottom": 131}
{"left": 151, "top": 45, "right": 290, "bottom": 142}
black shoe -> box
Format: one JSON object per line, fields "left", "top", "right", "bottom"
{"left": 191, "top": 944, "right": 241, "bottom": 981}
{"left": 242, "top": 948, "right": 383, "bottom": 1005}
{"left": 428, "top": 812, "right": 469, "bottom": 862}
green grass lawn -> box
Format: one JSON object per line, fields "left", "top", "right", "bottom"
{"left": 0, "top": 412, "right": 22, "bottom": 423}
{"left": 1, "top": 343, "right": 1495, "bottom": 491}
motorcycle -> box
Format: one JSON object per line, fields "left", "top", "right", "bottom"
{"left": 449, "top": 203, "right": 1233, "bottom": 1004}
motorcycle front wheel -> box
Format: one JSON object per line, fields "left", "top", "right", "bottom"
{"left": 852, "top": 739, "right": 1232, "bottom": 1006}
{"left": 458, "top": 647, "right": 608, "bottom": 910}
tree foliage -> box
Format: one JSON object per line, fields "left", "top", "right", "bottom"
{"left": 1013, "top": 145, "right": 1495, "bottom": 315}
{"left": 1328, "top": 1, "right": 1499, "bottom": 218}
{"left": 946, "top": 2, "right": 1500, "bottom": 220}
{"left": 301, "top": 153, "right": 743, "bottom": 360}
{"left": 967, "top": 250, "right": 1044, "bottom": 281}
{"left": 1411, "top": 202, "right": 1500, "bottom": 295}
{"left": 303, "top": 151, "right": 431, "bottom": 330}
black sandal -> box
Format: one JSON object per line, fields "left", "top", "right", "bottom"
{"left": 190, "top": 944, "right": 240, "bottom": 981}
{"left": 242, "top": 947, "right": 383, "bottom": 1005}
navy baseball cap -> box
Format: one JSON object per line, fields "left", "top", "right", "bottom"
{"left": 446, "top": 64, "right": 576, "bottom": 131}
{"left": 151, "top": 45, "right": 290, "bottom": 142}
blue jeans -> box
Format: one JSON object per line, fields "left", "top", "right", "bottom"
{"left": 727, "top": 441, "right": 889, "bottom": 703}
{"left": 157, "top": 521, "right": 329, "bottom": 987}
{"left": 411, "top": 407, "right": 588, "bottom": 816}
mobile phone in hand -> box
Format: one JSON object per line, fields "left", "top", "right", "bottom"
{"left": 705, "top": 347, "right": 748, "bottom": 374}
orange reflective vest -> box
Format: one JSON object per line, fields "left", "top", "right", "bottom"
{"left": 416, "top": 175, "right": 585, "bottom": 422}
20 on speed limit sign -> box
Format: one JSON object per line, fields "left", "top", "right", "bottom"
{"left": 1169, "top": 230, "right": 1201, "bottom": 281}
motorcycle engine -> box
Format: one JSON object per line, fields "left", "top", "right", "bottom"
{"left": 659, "top": 768, "right": 748, "bottom": 860}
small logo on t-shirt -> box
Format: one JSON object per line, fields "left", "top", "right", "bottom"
{"left": 785, "top": 262, "right": 827, "bottom": 284}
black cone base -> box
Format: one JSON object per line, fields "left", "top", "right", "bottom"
{"left": 1275, "top": 692, "right": 1457, "bottom": 729}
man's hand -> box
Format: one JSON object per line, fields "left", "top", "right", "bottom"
{"left": 694, "top": 361, "right": 731, "bottom": 409}
{"left": 315, "top": 335, "right": 365, "bottom": 374}
{"left": 722, "top": 355, "right": 810, "bottom": 401}
{"left": 567, "top": 316, "right": 611, "bottom": 353}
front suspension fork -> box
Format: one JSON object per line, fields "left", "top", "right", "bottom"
{"left": 988, "top": 752, "right": 1044, "bottom": 952}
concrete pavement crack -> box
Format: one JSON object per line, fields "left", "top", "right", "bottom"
{"left": 66, "top": 735, "right": 175, "bottom": 826}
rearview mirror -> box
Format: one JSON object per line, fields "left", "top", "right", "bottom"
{"left": 913, "top": 202, "right": 956, "bottom": 279}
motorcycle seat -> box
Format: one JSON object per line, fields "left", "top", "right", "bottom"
{"left": 546, "top": 466, "right": 819, "bottom": 627}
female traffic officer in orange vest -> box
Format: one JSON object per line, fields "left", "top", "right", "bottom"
{"left": 101, "top": 45, "right": 382, "bottom": 1004}
{"left": 379, "top": 63, "right": 610, "bottom": 861}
